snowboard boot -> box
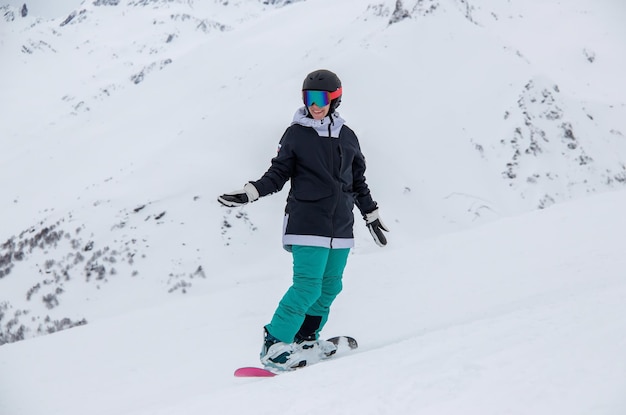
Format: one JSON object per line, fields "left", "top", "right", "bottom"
{"left": 295, "top": 315, "right": 337, "bottom": 360}
{"left": 259, "top": 327, "right": 306, "bottom": 371}
{"left": 317, "top": 339, "right": 338, "bottom": 359}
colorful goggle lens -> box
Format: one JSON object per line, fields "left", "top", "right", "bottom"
{"left": 302, "top": 88, "right": 342, "bottom": 107}
{"left": 303, "top": 90, "right": 330, "bottom": 107}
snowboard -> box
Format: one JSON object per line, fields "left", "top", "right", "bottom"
{"left": 234, "top": 335, "right": 358, "bottom": 378}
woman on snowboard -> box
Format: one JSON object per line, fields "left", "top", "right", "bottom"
{"left": 218, "top": 69, "right": 388, "bottom": 371}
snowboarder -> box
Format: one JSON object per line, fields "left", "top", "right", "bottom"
{"left": 218, "top": 69, "right": 388, "bottom": 371}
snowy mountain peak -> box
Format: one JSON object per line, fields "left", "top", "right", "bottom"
{"left": 1, "top": 1, "right": 626, "bottom": 414}
{"left": 1, "top": 0, "right": 625, "bottom": 348}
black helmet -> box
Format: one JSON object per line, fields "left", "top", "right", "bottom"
{"left": 302, "top": 69, "right": 342, "bottom": 113}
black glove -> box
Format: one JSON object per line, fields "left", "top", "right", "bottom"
{"left": 365, "top": 209, "right": 389, "bottom": 247}
{"left": 218, "top": 183, "right": 259, "bottom": 207}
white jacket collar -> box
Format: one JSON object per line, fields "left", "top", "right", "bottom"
{"left": 291, "top": 107, "right": 345, "bottom": 138}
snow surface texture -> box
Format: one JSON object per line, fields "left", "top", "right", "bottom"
{"left": 1, "top": 0, "right": 625, "bottom": 414}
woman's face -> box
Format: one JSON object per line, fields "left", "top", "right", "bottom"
{"left": 308, "top": 103, "right": 330, "bottom": 120}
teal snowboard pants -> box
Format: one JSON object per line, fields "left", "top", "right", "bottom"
{"left": 265, "top": 245, "right": 350, "bottom": 343}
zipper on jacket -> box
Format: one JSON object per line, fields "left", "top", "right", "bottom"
{"left": 328, "top": 120, "right": 342, "bottom": 249}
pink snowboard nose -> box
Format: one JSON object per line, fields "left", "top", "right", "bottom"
{"left": 234, "top": 367, "right": 277, "bottom": 377}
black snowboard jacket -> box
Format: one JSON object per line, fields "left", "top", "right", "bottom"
{"left": 251, "top": 107, "right": 378, "bottom": 251}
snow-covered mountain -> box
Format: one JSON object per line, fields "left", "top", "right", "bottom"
{"left": 1, "top": 1, "right": 626, "bottom": 413}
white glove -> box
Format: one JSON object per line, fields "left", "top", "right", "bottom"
{"left": 217, "top": 183, "right": 259, "bottom": 207}
{"left": 365, "top": 209, "right": 389, "bottom": 247}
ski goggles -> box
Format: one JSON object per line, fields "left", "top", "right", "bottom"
{"left": 302, "top": 88, "right": 342, "bottom": 107}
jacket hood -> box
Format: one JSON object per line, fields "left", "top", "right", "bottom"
{"left": 291, "top": 107, "right": 345, "bottom": 138}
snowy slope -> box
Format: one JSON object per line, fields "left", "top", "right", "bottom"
{"left": 1, "top": 188, "right": 626, "bottom": 415}
{"left": 1, "top": 0, "right": 626, "bottom": 413}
